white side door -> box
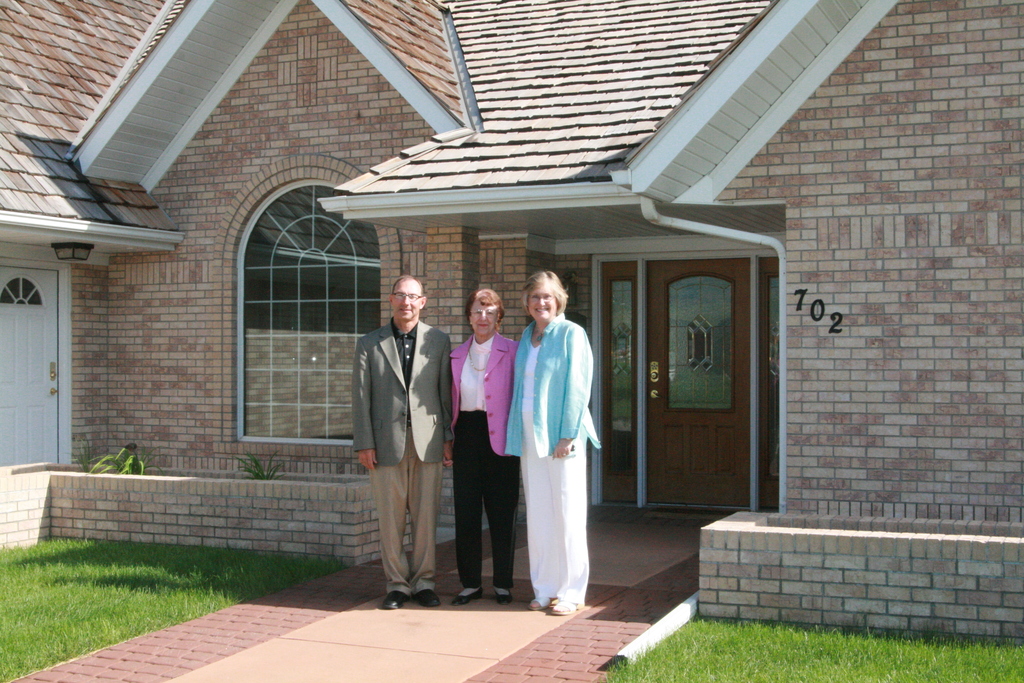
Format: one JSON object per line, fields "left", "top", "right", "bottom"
{"left": 0, "top": 267, "right": 60, "bottom": 466}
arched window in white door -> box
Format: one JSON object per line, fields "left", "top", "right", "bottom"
{"left": 0, "top": 277, "right": 43, "bottom": 305}
{"left": 241, "top": 184, "right": 380, "bottom": 441}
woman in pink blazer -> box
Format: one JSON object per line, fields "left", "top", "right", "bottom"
{"left": 449, "top": 288, "right": 520, "bottom": 605}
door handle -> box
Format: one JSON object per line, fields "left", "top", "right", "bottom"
{"left": 650, "top": 389, "right": 660, "bottom": 399}
{"left": 50, "top": 388, "right": 58, "bottom": 395}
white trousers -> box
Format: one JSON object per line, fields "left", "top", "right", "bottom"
{"left": 521, "top": 415, "right": 589, "bottom": 606}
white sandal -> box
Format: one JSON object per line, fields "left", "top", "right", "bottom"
{"left": 528, "top": 597, "right": 556, "bottom": 611}
{"left": 550, "top": 601, "right": 580, "bottom": 616}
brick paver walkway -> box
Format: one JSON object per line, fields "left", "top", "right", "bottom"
{"left": 14, "top": 508, "right": 708, "bottom": 683}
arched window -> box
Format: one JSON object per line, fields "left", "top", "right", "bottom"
{"left": 0, "top": 278, "right": 43, "bottom": 305}
{"left": 241, "top": 184, "right": 380, "bottom": 440}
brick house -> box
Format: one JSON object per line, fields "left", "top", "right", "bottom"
{"left": 3, "top": 0, "right": 1023, "bottom": 544}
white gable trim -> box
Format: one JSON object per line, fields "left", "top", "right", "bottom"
{"left": 627, "top": 0, "right": 821, "bottom": 196}
{"left": 74, "top": 0, "right": 256, "bottom": 181}
{"left": 141, "top": 0, "right": 301, "bottom": 189}
{"left": 626, "top": 0, "right": 897, "bottom": 202}
{"left": 677, "top": 0, "right": 900, "bottom": 203}
{"left": 75, "top": 0, "right": 463, "bottom": 188}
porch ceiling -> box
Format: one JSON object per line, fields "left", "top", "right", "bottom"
{"left": 357, "top": 198, "right": 785, "bottom": 242}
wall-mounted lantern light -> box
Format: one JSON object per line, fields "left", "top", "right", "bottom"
{"left": 51, "top": 242, "right": 94, "bottom": 261}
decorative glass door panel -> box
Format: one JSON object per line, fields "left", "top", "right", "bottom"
{"left": 668, "top": 276, "right": 733, "bottom": 410}
{"left": 601, "top": 261, "right": 637, "bottom": 503}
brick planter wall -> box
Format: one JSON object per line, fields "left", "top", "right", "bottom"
{"left": 701, "top": 513, "right": 1024, "bottom": 642}
{"left": 1, "top": 465, "right": 380, "bottom": 565}
{"left": 0, "top": 467, "right": 50, "bottom": 548}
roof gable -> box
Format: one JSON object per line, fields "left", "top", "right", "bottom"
{"left": 326, "top": 0, "right": 901, "bottom": 225}
{"left": 335, "top": 0, "right": 773, "bottom": 198}
{"left": 624, "top": 0, "right": 901, "bottom": 202}
{"left": 72, "top": 0, "right": 468, "bottom": 190}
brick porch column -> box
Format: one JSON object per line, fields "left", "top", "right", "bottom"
{"left": 425, "top": 226, "right": 480, "bottom": 343}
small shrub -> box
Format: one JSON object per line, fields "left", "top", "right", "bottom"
{"left": 71, "top": 437, "right": 95, "bottom": 473}
{"left": 236, "top": 452, "right": 284, "bottom": 480}
{"left": 90, "top": 443, "right": 161, "bottom": 475}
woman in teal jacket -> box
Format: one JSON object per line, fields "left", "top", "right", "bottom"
{"left": 506, "top": 271, "right": 599, "bottom": 615}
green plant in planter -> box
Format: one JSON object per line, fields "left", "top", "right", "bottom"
{"left": 71, "top": 437, "right": 96, "bottom": 472}
{"left": 90, "top": 443, "right": 161, "bottom": 475}
{"left": 236, "top": 452, "right": 284, "bottom": 480}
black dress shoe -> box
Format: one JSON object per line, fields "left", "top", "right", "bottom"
{"left": 414, "top": 588, "right": 441, "bottom": 607}
{"left": 495, "top": 591, "right": 513, "bottom": 605}
{"left": 451, "top": 588, "right": 483, "bottom": 606}
{"left": 381, "top": 591, "right": 409, "bottom": 610}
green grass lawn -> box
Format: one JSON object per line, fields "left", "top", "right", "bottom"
{"left": 0, "top": 539, "right": 344, "bottom": 683}
{"left": 607, "top": 618, "right": 1024, "bottom": 683}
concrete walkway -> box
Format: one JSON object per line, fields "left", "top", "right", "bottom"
{"left": 14, "top": 507, "right": 713, "bottom": 683}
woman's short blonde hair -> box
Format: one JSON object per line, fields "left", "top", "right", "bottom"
{"left": 521, "top": 270, "right": 568, "bottom": 316}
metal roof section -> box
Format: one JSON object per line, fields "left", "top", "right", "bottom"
{"left": 0, "top": 0, "right": 175, "bottom": 237}
{"left": 623, "top": 0, "right": 901, "bottom": 203}
{"left": 72, "top": 0, "right": 467, "bottom": 191}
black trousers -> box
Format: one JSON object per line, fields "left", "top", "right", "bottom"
{"left": 453, "top": 410, "right": 521, "bottom": 589}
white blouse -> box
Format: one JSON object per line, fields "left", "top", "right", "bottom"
{"left": 459, "top": 336, "right": 493, "bottom": 411}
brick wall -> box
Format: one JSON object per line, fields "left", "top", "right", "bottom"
{"left": 70, "top": 264, "right": 109, "bottom": 447}
{"left": 719, "top": 0, "right": 1024, "bottom": 520}
{"left": 1, "top": 465, "right": 380, "bottom": 564}
{"left": 0, "top": 466, "right": 50, "bottom": 547}
{"left": 701, "top": 513, "right": 1024, "bottom": 641}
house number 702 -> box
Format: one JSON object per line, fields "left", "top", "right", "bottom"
{"left": 793, "top": 289, "right": 844, "bottom": 334}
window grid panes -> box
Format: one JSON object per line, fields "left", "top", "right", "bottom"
{"left": 243, "top": 185, "right": 380, "bottom": 440}
{"left": 0, "top": 278, "right": 43, "bottom": 305}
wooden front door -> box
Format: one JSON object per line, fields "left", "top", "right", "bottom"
{"left": 646, "top": 259, "right": 750, "bottom": 507}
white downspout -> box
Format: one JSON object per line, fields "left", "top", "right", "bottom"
{"left": 640, "top": 197, "right": 788, "bottom": 513}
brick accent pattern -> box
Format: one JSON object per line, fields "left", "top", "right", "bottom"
{"left": 701, "top": 513, "right": 1024, "bottom": 642}
{"left": 717, "top": 0, "right": 1024, "bottom": 520}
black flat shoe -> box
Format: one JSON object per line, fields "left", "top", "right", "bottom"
{"left": 451, "top": 588, "right": 484, "bottom": 605}
{"left": 381, "top": 590, "right": 409, "bottom": 610}
{"left": 414, "top": 588, "right": 441, "bottom": 607}
{"left": 495, "top": 591, "right": 513, "bottom": 605}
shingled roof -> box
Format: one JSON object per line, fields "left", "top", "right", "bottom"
{"left": 338, "top": 0, "right": 773, "bottom": 197}
{"left": 344, "top": 0, "right": 467, "bottom": 123}
{"left": 0, "top": 0, "right": 175, "bottom": 230}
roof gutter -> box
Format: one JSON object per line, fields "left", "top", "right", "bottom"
{"left": 321, "top": 181, "right": 639, "bottom": 220}
{"left": 640, "top": 196, "right": 787, "bottom": 513}
{"left": 0, "top": 211, "right": 184, "bottom": 252}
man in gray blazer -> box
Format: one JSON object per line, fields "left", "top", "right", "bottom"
{"left": 352, "top": 275, "right": 453, "bottom": 609}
